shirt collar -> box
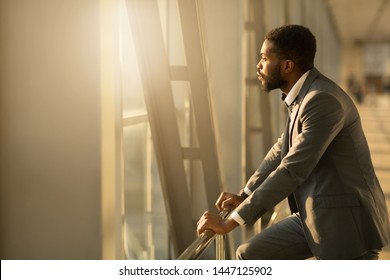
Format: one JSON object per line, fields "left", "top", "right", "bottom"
{"left": 284, "top": 70, "right": 310, "bottom": 106}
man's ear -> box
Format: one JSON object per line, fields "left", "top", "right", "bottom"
{"left": 282, "top": 59, "right": 295, "bottom": 73}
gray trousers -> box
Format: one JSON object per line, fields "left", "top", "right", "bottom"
{"left": 236, "top": 213, "right": 380, "bottom": 260}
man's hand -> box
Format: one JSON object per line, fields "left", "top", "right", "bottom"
{"left": 196, "top": 211, "right": 239, "bottom": 236}
{"left": 215, "top": 192, "right": 244, "bottom": 212}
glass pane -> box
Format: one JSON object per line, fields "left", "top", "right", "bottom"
{"left": 158, "top": 0, "right": 187, "bottom": 66}
{"left": 123, "top": 123, "right": 169, "bottom": 259}
{"left": 171, "top": 80, "right": 198, "bottom": 147}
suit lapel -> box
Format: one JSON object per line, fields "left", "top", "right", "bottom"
{"left": 288, "top": 68, "right": 320, "bottom": 146}
{"left": 281, "top": 115, "right": 290, "bottom": 157}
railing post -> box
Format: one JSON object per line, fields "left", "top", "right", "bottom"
{"left": 215, "top": 234, "right": 225, "bottom": 260}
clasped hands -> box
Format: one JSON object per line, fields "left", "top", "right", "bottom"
{"left": 196, "top": 192, "right": 244, "bottom": 236}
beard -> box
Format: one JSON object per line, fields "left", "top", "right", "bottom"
{"left": 259, "top": 63, "right": 287, "bottom": 92}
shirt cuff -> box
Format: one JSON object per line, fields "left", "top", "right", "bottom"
{"left": 243, "top": 186, "right": 252, "bottom": 196}
{"left": 240, "top": 186, "right": 253, "bottom": 199}
{"left": 230, "top": 211, "right": 245, "bottom": 225}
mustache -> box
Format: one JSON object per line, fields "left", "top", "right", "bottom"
{"left": 258, "top": 72, "right": 266, "bottom": 80}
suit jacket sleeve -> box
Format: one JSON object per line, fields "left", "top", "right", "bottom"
{"left": 240, "top": 133, "right": 283, "bottom": 198}
{"left": 236, "top": 91, "right": 345, "bottom": 225}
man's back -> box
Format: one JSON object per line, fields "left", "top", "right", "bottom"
{"left": 289, "top": 69, "right": 390, "bottom": 258}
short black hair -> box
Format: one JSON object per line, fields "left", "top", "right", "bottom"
{"left": 265, "top": 25, "right": 316, "bottom": 72}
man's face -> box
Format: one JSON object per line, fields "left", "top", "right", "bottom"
{"left": 257, "top": 40, "right": 287, "bottom": 92}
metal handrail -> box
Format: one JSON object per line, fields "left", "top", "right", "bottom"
{"left": 177, "top": 201, "right": 289, "bottom": 260}
{"left": 177, "top": 208, "right": 231, "bottom": 260}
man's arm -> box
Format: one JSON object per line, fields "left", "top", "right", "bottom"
{"left": 240, "top": 134, "right": 284, "bottom": 198}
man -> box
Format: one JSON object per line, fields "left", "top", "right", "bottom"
{"left": 197, "top": 25, "right": 390, "bottom": 260}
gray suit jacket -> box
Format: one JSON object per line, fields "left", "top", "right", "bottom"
{"left": 237, "top": 68, "right": 390, "bottom": 259}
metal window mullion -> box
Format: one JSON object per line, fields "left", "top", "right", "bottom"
{"left": 122, "top": 112, "right": 148, "bottom": 127}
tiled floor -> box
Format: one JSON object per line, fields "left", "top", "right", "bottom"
{"left": 357, "top": 93, "right": 390, "bottom": 260}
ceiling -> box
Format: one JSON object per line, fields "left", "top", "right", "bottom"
{"left": 326, "top": 0, "right": 390, "bottom": 45}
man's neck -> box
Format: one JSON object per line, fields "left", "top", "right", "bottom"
{"left": 281, "top": 70, "right": 307, "bottom": 94}
{"left": 283, "top": 70, "right": 311, "bottom": 106}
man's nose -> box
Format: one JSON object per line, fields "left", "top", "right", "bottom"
{"left": 257, "top": 61, "right": 262, "bottom": 71}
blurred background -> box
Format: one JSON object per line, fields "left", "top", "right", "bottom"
{"left": 0, "top": 0, "right": 389, "bottom": 260}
